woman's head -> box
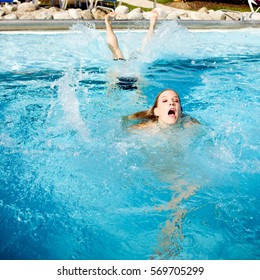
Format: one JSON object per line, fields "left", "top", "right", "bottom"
{"left": 125, "top": 89, "right": 183, "bottom": 128}
{"left": 152, "top": 89, "right": 183, "bottom": 125}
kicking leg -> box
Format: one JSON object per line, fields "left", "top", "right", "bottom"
{"left": 141, "top": 9, "right": 159, "bottom": 51}
{"left": 105, "top": 12, "right": 124, "bottom": 60}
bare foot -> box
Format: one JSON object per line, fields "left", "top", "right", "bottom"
{"left": 105, "top": 12, "right": 117, "bottom": 23}
{"left": 151, "top": 9, "right": 159, "bottom": 18}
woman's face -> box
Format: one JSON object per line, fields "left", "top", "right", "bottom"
{"left": 154, "top": 90, "right": 182, "bottom": 125}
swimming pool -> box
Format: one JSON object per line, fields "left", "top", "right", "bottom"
{"left": 0, "top": 22, "right": 259, "bottom": 260}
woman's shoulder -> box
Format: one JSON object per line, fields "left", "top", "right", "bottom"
{"left": 181, "top": 114, "right": 200, "bottom": 128}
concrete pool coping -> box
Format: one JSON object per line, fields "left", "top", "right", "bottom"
{"left": 0, "top": 19, "right": 260, "bottom": 31}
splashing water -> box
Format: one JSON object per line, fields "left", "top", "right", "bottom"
{"left": 0, "top": 23, "right": 259, "bottom": 260}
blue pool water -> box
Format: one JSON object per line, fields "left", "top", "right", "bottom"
{"left": 0, "top": 23, "right": 259, "bottom": 260}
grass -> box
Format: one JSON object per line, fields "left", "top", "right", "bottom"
{"left": 120, "top": 2, "right": 152, "bottom": 12}
{"left": 153, "top": 0, "right": 171, "bottom": 4}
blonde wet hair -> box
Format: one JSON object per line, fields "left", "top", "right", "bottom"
{"left": 124, "top": 89, "right": 183, "bottom": 127}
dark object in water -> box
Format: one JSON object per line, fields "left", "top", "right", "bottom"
{"left": 116, "top": 76, "right": 138, "bottom": 90}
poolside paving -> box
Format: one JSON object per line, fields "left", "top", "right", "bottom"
{"left": 120, "top": 0, "right": 178, "bottom": 11}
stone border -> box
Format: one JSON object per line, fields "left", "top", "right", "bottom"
{"left": 1, "top": 2, "right": 260, "bottom": 31}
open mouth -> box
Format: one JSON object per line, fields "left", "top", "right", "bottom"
{"left": 168, "top": 108, "right": 176, "bottom": 117}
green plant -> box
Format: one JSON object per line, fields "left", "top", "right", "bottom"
{"left": 121, "top": 2, "right": 152, "bottom": 12}
{"left": 154, "top": 0, "right": 172, "bottom": 4}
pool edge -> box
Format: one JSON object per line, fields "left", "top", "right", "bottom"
{"left": 0, "top": 19, "right": 260, "bottom": 31}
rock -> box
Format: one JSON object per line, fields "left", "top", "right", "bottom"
{"left": 115, "top": 13, "right": 128, "bottom": 20}
{"left": 197, "top": 7, "right": 209, "bottom": 14}
{"left": 1, "top": 3, "right": 250, "bottom": 23}
{"left": 143, "top": 9, "right": 167, "bottom": 20}
{"left": 131, "top": 8, "right": 142, "bottom": 13}
{"left": 33, "top": 9, "right": 53, "bottom": 20}
{"left": 18, "top": 12, "right": 35, "bottom": 19}
{"left": 189, "top": 11, "right": 203, "bottom": 20}
{"left": 2, "top": 3, "right": 17, "bottom": 14}
{"left": 202, "top": 13, "right": 213, "bottom": 20}
{"left": 68, "top": 8, "right": 82, "bottom": 19}
{"left": 155, "top": 7, "right": 167, "bottom": 19}
{"left": 3, "top": 13, "right": 18, "bottom": 20}
{"left": 177, "top": 12, "right": 189, "bottom": 20}
{"left": 48, "top": 7, "right": 60, "bottom": 14}
{"left": 166, "top": 11, "right": 179, "bottom": 20}
{"left": 224, "top": 12, "right": 241, "bottom": 21}
{"left": 127, "top": 10, "right": 143, "bottom": 20}
{"left": 209, "top": 10, "right": 226, "bottom": 20}
{"left": 81, "top": 9, "right": 93, "bottom": 20}
{"left": 249, "top": 13, "right": 260, "bottom": 20}
{"left": 53, "top": 11, "right": 72, "bottom": 20}
{"left": 17, "top": 2, "right": 37, "bottom": 13}
{"left": 115, "top": 5, "right": 129, "bottom": 14}
{"left": 242, "top": 12, "right": 251, "bottom": 20}
{"left": 142, "top": 12, "right": 150, "bottom": 20}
